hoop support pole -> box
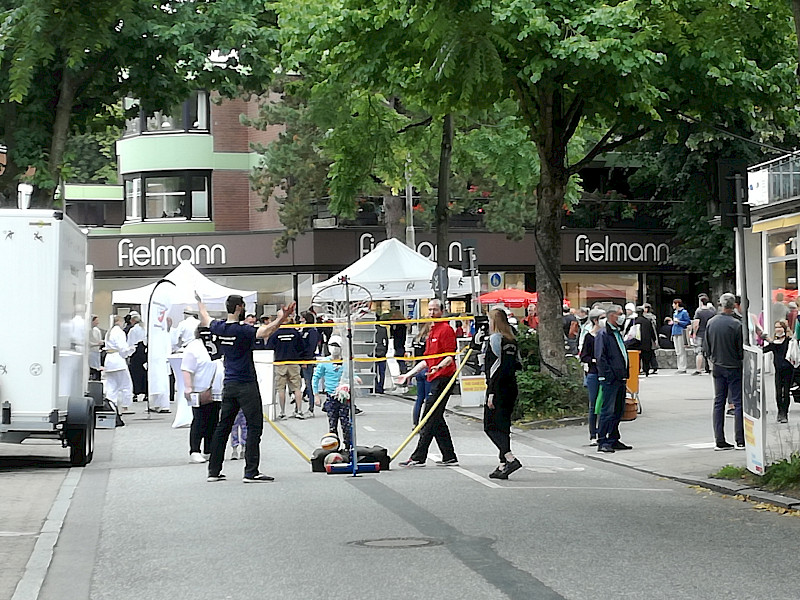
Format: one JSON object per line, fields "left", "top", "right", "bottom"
{"left": 389, "top": 347, "right": 474, "bottom": 462}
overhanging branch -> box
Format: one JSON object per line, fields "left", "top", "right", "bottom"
{"left": 567, "top": 126, "right": 650, "bottom": 175}
{"left": 396, "top": 116, "right": 432, "bottom": 134}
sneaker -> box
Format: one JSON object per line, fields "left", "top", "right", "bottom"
{"left": 589, "top": 439, "right": 598, "bottom": 447}
{"left": 243, "top": 473, "right": 275, "bottom": 483}
{"left": 714, "top": 442, "right": 734, "bottom": 451}
{"left": 189, "top": 452, "right": 207, "bottom": 463}
{"left": 779, "top": 416, "right": 789, "bottom": 424}
{"left": 231, "top": 446, "right": 239, "bottom": 460}
{"left": 355, "top": 407, "right": 364, "bottom": 416}
{"left": 597, "top": 445, "right": 615, "bottom": 453}
{"left": 305, "top": 411, "right": 315, "bottom": 418}
{"left": 691, "top": 371, "right": 701, "bottom": 376}
{"left": 489, "top": 465, "right": 505, "bottom": 479}
{"left": 207, "top": 473, "right": 226, "bottom": 482}
{"left": 676, "top": 370, "right": 687, "bottom": 374}
{"left": 435, "top": 458, "right": 459, "bottom": 466}
{"left": 611, "top": 441, "right": 633, "bottom": 450}
{"left": 203, "top": 453, "right": 211, "bottom": 461}
{"left": 399, "top": 458, "right": 426, "bottom": 468}
{"left": 502, "top": 458, "right": 523, "bottom": 478}
{"left": 293, "top": 412, "right": 305, "bottom": 420}
{"left": 735, "top": 443, "right": 745, "bottom": 450}
{"left": 279, "top": 413, "right": 286, "bottom": 420}
{"left": 726, "top": 408, "right": 735, "bottom": 417}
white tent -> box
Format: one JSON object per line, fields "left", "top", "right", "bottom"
{"left": 111, "top": 261, "right": 257, "bottom": 313}
{"left": 312, "top": 238, "right": 479, "bottom": 301}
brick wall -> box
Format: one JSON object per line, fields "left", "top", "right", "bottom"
{"left": 212, "top": 171, "right": 251, "bottom": 231}
{"left": 212, "top": 98, "right": 250, "bottom": 153}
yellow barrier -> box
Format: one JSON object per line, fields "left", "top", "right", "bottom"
{"left": 389, "top": 347, "right": 474, "bottom": 462}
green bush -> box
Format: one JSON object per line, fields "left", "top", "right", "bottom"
{"left": 513, "top": 355, "right": 586, "bottom": 421}
{"left": 761, "top": 453, "right": 800, "bottom": 492}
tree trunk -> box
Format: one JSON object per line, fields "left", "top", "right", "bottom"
{"left": 435, "top": 113, "right": 453, "bottom": 269}
{"left": 31, "top": 68, "right": 77, "bottom": 208}
{"left": 533, "top": 93, "right": 568, "bottom": 377}
{"left": 0, "top": 100, "right": 22, "bottom": 207}
{"left": 383, "top": 194, "right": 404, "bottom": 241}
{"left": 793, "top": 0, "right": 800, "bottom": 83}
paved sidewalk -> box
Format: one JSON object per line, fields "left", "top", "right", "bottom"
{"left": 437, "top": 368, "right": 800, "bottom": 510}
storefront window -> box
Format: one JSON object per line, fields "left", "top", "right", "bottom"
{"left": 768, "top": 228, "right": 798, "bottom": 332}
{"left": 562, "top": 273, "right": 639, "bottom": 310}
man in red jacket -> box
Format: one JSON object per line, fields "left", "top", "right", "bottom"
{"left": 397, "top": 299, "right": 459, "bottom": 467}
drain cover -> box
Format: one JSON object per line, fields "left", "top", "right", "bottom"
{"left": 350, "top": 537, "right": 443, "bottom": 549}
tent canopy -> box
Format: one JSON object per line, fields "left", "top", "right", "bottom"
{"left": 478, "top": 288, "right": 538, "bottom": 307}
{"left": 111, "top": 261, "right": 257, "bottom": 313}
{"left": 312, "top": 238, "right": 479, "bottom": 301}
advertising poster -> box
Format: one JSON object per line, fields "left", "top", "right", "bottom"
{"left": 743, "top": 345, "right": 766, "bottom": 475}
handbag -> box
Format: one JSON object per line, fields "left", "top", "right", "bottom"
{"left": 624, "top": 323, "right": 641, "bottom": 343}
{"left": 786, "top": 338, "right": 800, "bottom": 369}
{"left": 594, "top": 385, "right": 605, "bottom": 414}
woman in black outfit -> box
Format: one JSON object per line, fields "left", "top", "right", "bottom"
{"left": 484, "top": 309, "right": 523, "bottom": 480}
{"left": 762, "top": 320, "right": 795, "bottom": 423}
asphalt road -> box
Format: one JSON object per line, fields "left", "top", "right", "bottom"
{"left": 5, "top": 395, "right": 800, "bottom": 600}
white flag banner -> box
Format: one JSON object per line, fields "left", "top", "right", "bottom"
{"left": 147, "top": 281, "right": 175, "bottom": 410}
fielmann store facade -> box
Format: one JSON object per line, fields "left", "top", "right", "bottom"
{"left": 87, "top": 227, "right": 689, "bottom": 322}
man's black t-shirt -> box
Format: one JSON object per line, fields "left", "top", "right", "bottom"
{"left": 209, "top": 320, "right": 257, "bottom": 383}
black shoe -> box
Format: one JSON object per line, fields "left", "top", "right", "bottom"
{"left": 355, "top": 407, "right": 364, "bottom": 416}
{"left": 714, "top": 442, "right": 734, "bottom": 451}
{"left": 243, "top": 473, "right": 275, "bottom": 483}
{"left": 502, "top": 458, "right": 522, "bottom": 477}
{"left": 489, "top": 465, "right": 505, "bottom": 479}
{"left": 207, "top": 474, "right": 226, "bottom": 482}
{"left": 611, "top": 441, "right": 632, "bottom": 450}
{"left": 435, "top": 458, "right": 459, "bottom": 466}
{"left": 735, "top": 443, "right": 745, "bottom": 450}
{"left": 726, "top": 408, "right": 735, "bottom": 417}
{"left": 597, "top": 445, "right": 615, "bottom": 453}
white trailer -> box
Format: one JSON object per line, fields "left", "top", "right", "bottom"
{"left": 0, "top": 209, "right": 97, "bottom": 466}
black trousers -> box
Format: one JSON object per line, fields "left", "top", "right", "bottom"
{"left": 208, "top": 381, "right": 263, "bottom": 478}
{"left": 410, "top": 377, "right": 457, "bottom": 462}
{"left": 190, "top": 401, "right": 220, "bottom": 454}
{"left": 640, "top": 349, "right": 655, "bottom": 375}
{"left": 484, "top": 383, "right": 516, "bottom": 462}
{"left": 775, "top": 367, "right": 794, "bottom": 416}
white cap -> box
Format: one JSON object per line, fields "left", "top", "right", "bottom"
{"left": 625, "top": 303, "right": 636, "bottom": 312}
{"left": 129, "top": 311, "right": 140, "bottom": 319}
{"left": 328, "top": 335, "right": 343, "bottom": 347}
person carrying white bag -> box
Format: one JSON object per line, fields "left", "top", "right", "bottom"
{"left": 761, "top": 319, "right": 799, "bottom": 424}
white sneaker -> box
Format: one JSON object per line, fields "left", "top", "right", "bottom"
{"left": 231, "top": 446, "right": 239, "bottom": 460}
{"left": 189, "top": 452, "right": 207, "bottom": 463}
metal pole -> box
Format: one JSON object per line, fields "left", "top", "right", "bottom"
{"left": 405, "top": 159, "right": 415, "bottom": 249}
{"left": 344, "top": 277, "right": 359, "bottom": 476}
{"left": 734, "top": 173, "right": 749, "bottom": 347}
{"left": 467, "top": 247, "right": 480, "bottom": 316}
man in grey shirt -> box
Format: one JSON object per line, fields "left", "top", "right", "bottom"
{"left": 703, "top": 293, "right": 744, "bottom": 451}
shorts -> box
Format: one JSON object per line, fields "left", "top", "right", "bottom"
{"left": 694, "top": 335, "right": 705, "bottom": 355}
{"left": 274, "top": 364, "right": 302, "bottom": 393}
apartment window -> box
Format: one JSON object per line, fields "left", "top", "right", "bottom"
{"left": 124, "top": 171, "right": 211, "bottom": 222}
{"left": 122, "top": 91, "right": 210, "bottom": 137}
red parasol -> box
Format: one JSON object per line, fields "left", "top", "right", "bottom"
{"left": 477, "top": 288, "right": 538, "bottom": 308}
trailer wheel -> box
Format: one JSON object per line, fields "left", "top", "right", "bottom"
{"left": 67, "top": 408, "right": 95, "bottom": 467}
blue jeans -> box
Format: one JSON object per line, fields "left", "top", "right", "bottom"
{"left": 713, "top": 366, "right": 744, "bottom": 446}
{"left": 413, "top": 369, "right": 431, "bottom": 426}
{"left": 374, "top": 360, "right": 386, "bottom": 394}
{"left": 597, "top": 379, "right": 625, "bottom": 448}
{"left": 585, "top": 373, "right": 599, "bottom": 439}
{"left": 301, "top": 364, "right": 315, "bottom": 412}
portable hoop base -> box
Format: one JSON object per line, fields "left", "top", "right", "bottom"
{"left": 326, "top": 462, "right": 380, "bottom": 475}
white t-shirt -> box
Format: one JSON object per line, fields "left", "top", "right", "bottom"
{"left": 181, "top": 339, "right": 218, "bottom": 391}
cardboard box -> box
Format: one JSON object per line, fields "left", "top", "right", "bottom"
{"left": 96, "top": 411, "right": 117, "bottom": 429}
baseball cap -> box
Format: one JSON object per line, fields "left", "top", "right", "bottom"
{"left": 328, "top": 335, "right": 343, "bottom": 347}
{"left": 625, "top": 303, "right": 636, "bottom": 312}
{"left": 129, "top": 311, "right": 140, "bottom": 319}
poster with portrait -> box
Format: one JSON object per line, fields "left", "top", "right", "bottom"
{"left": 743, "top": 345, "right": 766, "bottom": 475}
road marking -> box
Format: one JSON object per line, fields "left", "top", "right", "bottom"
{"left": 363, "top": 426, "right": 376, "bottom": 432}
{"left": 450, "top": 466, "right": 502, "bottom": 488}
{"left": 685, "top": 442, "right": 717, "bottom": 449}
{"left": 0, "top": 532, "right": 38, "bottom": 537}
{"left": 12, "top": 468, "right": 82, "bottom": 600}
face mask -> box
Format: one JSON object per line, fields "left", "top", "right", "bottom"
{"left": 776, "top": 331, "right": 786, "bottom": 339}
{"left": 330, "top": 345, "right": 342, "bottom": 359}
{"left": 578, "top": 315, "right": 588, "bottom": 324}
